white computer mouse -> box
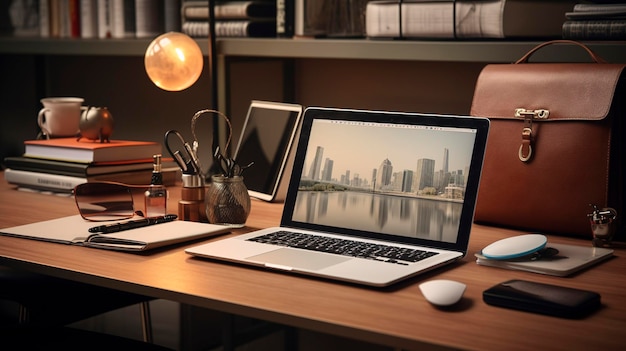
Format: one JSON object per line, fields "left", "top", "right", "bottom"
{"left": 419, "top": 279, "right": 466, "bottom": 306}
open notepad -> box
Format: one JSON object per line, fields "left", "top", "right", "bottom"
{"left": 0, "top": 215, "right": 230, "bottom": 252}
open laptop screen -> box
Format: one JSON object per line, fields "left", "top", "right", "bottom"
{"left": 281, "top": 107, "right": 489, "bottom": 252}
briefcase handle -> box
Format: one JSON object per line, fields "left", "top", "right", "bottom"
{"left": 515, "top": 40, "right": 607, "bottom": 64}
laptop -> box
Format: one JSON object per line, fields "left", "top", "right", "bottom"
{"left": 233, "top": 100, "right": 303, "bottom": 202}
{"left": 186, "top": 107, "right": 490, "bottom": 287}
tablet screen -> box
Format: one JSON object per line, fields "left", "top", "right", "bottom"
{"left": 234, "top": 101, "right": 302, "bottom": 201}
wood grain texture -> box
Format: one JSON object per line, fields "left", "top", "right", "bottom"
{"left": 1, "top": 174, "right": 625, "bottom": 350}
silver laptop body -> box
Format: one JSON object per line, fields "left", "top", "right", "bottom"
{"left": 187, "top": 107, "right": 490, "bottom": 287}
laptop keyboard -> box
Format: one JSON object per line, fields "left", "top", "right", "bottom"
{"left": 247, "top": 231, "right": 439, "bottom": 265}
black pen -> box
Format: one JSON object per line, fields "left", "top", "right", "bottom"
{"left": 88, "top": 214, "right": 178, "bottom": 234}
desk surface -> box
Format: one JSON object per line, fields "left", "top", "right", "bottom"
{"left": 1, "top": 177, "right": 625, "bottom": 350}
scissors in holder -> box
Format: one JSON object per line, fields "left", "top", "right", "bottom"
{"left": 213, "top": 146, "right": 254, "bottom": 178}
{"left": 164, "top": 129, "right": 202, "bottom": 177}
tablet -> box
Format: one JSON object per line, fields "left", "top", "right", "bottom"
{"left": 233, "top": 100, "right": 303, "bottom": 202}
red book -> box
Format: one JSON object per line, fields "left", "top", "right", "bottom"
{"left": 69, "top": 0, "right": 81, "bottom": 38}
{"left": 24, "top": 138, "right": 162, "bottom": 163}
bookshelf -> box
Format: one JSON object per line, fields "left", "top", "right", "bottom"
{"left": 1, "top": 36, "right": 625, "bottom": 161}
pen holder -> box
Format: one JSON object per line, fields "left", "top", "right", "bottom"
{"left": 179, "top": 186, "right": 209, "bottom": 222}
{"left": 205, "top": 175, "right": 251, "bottom": 228}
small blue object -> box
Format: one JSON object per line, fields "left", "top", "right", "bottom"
{"left": 481, "top": 234, "right": 548, "bottom": 260}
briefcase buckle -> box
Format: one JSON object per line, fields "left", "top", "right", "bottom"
{"left": 515, "top": 108, "right": 549, "bottom": 162}
{"left": 515, "top": 108, "right": 550, "bottom": 119}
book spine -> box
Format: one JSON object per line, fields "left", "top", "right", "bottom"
{"left": 4, "top": 168, "right": 85, "bottom": 192}
{"left": 80, "top": 0, "right": 98, "bottom": 38}
{"left": 562, "top": 20, "right": 626, "bottom": 40}
{"left": 276, "top": 0, "right": 294, "bottom": 37}
{"left": 217, "top": 20, "right": 251, "bottom": 37}
{"left": 294, "top": 0, "right": 328, "bottom": 37}
{"left": 111, "top": 0, "right": 136, "bottom": 38}
{"left": 4, "top": 157, "right": 89, "bottom": 177}
{"left": 135, "top": 0, "right": 163, "bottom": 38}
{"left": 366, "top": 2, "right": 459, "bottom": 39}
{"left": 294, "top": 0, "right": 303, "bottom": 35}
{"left": 58, "top": 0, "right": 70, "bottom": 37}
{"left": 49, "top": 0, "right": 61, "bottom": 37}
{"left": 182, "top": 19, "right": 276, "bottom": 37}
{"left": 163, "top": 0, "right": 181, "bottom": 32}
{"left": 40, "top": 0, "right": 51, "bottom": 37}
{"left": 182, "top": 1, "right": 276, "bottom": 20}
{"left": 97, "top": 0, "right": 112, "bottom": 38}
{"left": 573, "top": 3, "right": 626, "bottom": 13}
{"left": 112, "top": 0, "right": 124, "bottom": 37}
{"left": 68, "top": 0, "right": 81, "bottom": 37}
{"left": 216, "top": 2, "right": 253, "bottom": 19}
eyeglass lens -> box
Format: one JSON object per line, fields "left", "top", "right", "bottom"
{"left": 74, "top": 183, "right": 135, "bottom": 221}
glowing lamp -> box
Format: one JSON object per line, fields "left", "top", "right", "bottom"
{"left": 144, "top": 32, "right": 204, "bottom": 91}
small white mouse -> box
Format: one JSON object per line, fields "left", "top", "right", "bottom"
{"left": 419, "top": 279, "right": 466, "bottom": 306}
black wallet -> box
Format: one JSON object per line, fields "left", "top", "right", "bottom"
{"left": 483, "top": 279, "right": 601, "bottom": 318}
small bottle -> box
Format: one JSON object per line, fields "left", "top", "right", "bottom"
{"left": 145, "top": 154, "right": 167, "bottom": 217}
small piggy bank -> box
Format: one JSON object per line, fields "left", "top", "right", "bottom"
{"left": 78, "top": 106, "right": 114, "bottom": 143}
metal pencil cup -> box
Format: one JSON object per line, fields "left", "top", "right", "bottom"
{"left": 205, "top": 175, "right": 251, "bottom": 228}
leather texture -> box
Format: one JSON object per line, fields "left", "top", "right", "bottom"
{"left": 470, "top": 40, "right": 625, "bottom": 238}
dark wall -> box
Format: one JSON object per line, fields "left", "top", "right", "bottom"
{"left": 0, "top": 54, "right": 214, "bottom": 165}
{"left": 0, "top": 53, "right": 485, "bottom": 168}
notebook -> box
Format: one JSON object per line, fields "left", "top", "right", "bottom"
{"left": 475, "top": 243, "right": 614, "bottom": 277}
{"left": 233, "top": 100, "right": 303, "bottom": 202}
{"left": 186, "top": 107, "right": 490, "bottom": 287}
{"left": 0, "top": 215, "right": 230, "bottom": 252}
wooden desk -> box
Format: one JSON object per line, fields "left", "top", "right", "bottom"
{"left": 0, "top": 176, "right": 625, "bottom": 350}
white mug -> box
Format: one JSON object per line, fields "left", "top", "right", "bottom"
{"left": 37, "top": 97, "right": 87, "bottom": 138}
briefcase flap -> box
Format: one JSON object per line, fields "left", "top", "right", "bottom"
{"left": 470, "top": 63, "right": 625, "bottom": 122}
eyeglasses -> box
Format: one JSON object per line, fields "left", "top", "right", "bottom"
{"left": 73, "top": 182, "right": 148, "bottom": 221}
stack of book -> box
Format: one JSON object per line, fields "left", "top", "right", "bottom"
{"left": 182, "top": 0, "right": 277, "bottom": 37}
{"left": 562, "top": 2, "right": 626, "bottom": 40}
{"left": 3, "top": 138, "right": 178, "bottom": 193}
{"left": 365, "top": 0, "right": 577, "bottom": 39}
{"left": 33, "top": 0, "right": 181, "bottom": 39}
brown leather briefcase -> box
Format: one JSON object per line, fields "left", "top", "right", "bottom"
{"left": 470, "top": 40, "right": 625, "bottom": 239}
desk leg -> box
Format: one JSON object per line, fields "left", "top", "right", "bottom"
{"left": 222, "top": 313, "right": 235, "bottom": 351}
{"left": 140, "top": 301, "right": 153, "bottom": 343}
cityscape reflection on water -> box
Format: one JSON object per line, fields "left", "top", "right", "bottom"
{"left": 293, "top": 191, "right": 462, "bottom": 243}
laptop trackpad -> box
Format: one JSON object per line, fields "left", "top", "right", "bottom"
{"left": 247, "top": 248, "right": 351, "bottom": 271}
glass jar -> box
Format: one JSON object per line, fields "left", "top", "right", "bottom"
{"left": 205, "top": 175, "right": 251, "bottom": 228}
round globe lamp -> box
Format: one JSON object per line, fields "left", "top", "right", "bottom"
{"left": 144, "top": 32, "right": 204, "bottom": 91}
